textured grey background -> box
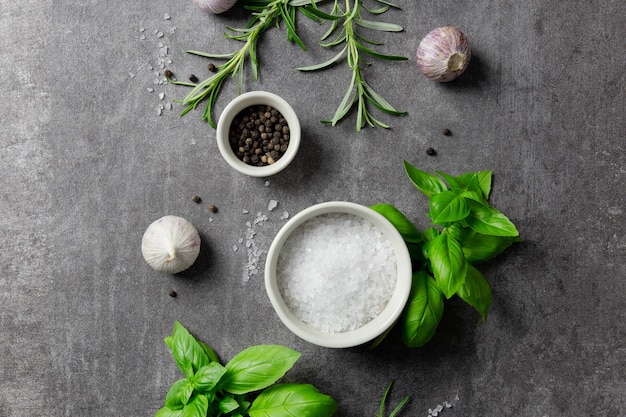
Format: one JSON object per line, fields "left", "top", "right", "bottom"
{"left": 1, "top": 0, "right": 624, "bottom": 416}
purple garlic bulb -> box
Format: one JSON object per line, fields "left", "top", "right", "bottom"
{"left": 416, "top": 26, "right": 471, "bottom": 82}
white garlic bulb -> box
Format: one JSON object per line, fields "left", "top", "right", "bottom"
{"left": 416, "top": 26, "right": 471, "bottom": 82}
{"left": 193, "top": 0, "right": 237, "bottom": 14}
{"left": 142, "top": 215, "right": 201, "bottom": 274}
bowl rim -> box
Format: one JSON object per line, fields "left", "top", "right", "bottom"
{"left": 216, "top": 91, "right": 301, "bottom": 177}
{"left": 264, "top": 201, "right": 412, "bottom": 348}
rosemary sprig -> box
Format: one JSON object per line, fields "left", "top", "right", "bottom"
{"left": 377, "top": 380, "right": 409, "bottom": 417}
{"left": 297, "top": 0, "right": 408, "bottom": 131}
{"left": 168, "top": 0, "right": 307, "bottom": 128}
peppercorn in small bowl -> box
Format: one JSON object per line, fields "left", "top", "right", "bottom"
{"left": 264, "top": 202, "right": 412, "bottom": 348}
{"left": 216, "top": 91, "right": 301, "bottom": 177}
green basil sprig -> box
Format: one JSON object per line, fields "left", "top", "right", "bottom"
{"left": 371, "top": 161, "right": 521, "bottom": 347}
{"left": 156, "top": 322, "right": 338, "bottom": 417}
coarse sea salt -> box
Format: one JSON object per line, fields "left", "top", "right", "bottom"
{"left": 277, "top": 213, "right": 397, "bottom": 333}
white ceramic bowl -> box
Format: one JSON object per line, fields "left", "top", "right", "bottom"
{"left": 216, "top": 91, "right": 301, "bottom": 177}
{"left": 264, "top": 202, "right": 412, "bottom": 348}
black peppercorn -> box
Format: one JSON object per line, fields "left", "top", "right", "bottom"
{"left": 228, "top": 105, "right": 290, "bottom": 167}
{"left": 208, "top": 204, "right": 218, "bottom": 213}
{"left": 164, "top": 69, "right": 173, "bottom": 78}
{"left": 442, "top": 128, "right": 451, "bottom": 136}
{"left": 207, "top": 63, "right": 216, "bottom": 72}
{"left": 426, "top": 147, "right": 437, "bottom": 156}
{"left": 192, "top": 195, "right": 202, "bottom": 203}
{"left": 169, "top": 290, "right": 177, "bottom": 298}
{"left": 189, "top": 74, "right": 199, "bottom": 83}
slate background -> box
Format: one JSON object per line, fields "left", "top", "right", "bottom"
{"left": 1, "top": 0, "right": 624, "bottom": 416}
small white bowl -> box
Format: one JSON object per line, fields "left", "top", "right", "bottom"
{"left": 216, "top": 91, "right": 301, "bottom": 177}
{"left": 264, "top": 202, "right": 412, "bottom": 348}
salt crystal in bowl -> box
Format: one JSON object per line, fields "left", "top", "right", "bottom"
{"left": 264, "top": 202, "right": 412, "bottom": 348}
{"left": 216, "top": 91, "right": 301, "bottom": 177}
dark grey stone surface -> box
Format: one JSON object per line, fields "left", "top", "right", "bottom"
{"left": 1, "top": 0, "right": 624, "bottom": 416}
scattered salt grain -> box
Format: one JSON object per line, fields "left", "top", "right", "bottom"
{"left": 156, "top": 31, "right": 164, "bottom": 38}
{"left": 264, "top": 181, "right": 270, "bottom": 186}
{"left": 139, "top": 27, "right": 145, "bottom": 32}
{"left": 268, "top": 200, "right": 278, "bottom": 211}
{"left": 280, "top": 211, "right": 289, "bottom": 220}
{"left": 253, "top": 212, "right": 268, "bottom": 224}
{"left": 240, "top": 215, "right": 268, "bottom": 282}
{"left": 159, "top": 92, "right": 165, "bottom": 100}
{"left": 164, "top": 13, "right": 171, "bottom": 20}
{"left": 242, "top": 209, "right": 249, "bottom": 214}
{"left": 140, "top": 35, "right": 146, "bottom": 40}
{"left": 147, "top": 87, "right": 154, "bottom": 93}
{"left": 165, "top": 102, "right": 172, "bottom": 110}
{"left": 426, "top": 397, "right": 456, "bottom": 416}
{"left": 128, "top": 72, "right": 135, "bottom": 78}
{"left": 232, "top": 245, "right": 238, "bottom": 252}
{"left": 277, "top": 213, "right": 397, "bottom": 333}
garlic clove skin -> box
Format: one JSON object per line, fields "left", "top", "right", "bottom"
{"left": 142, "top": 215, "right": 201, "bottom": 274}
{"left": 193, "top": 0, "right": 237, "bottom": 14}
{"left": 416, "top": 26, "right": 471, "bottom": 82}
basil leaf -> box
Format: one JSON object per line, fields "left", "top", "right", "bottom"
{"left": 455, "top": 171, "right": 492, "bottom": 199}
{"left": 444, "top": 224, "right": 463, "bottom": 241}
{"left": 457, "top": 265, "right": 492, "bottom": 322}
{"left": 434, "top": 170, "right": 463, "bottom": 191}
{"left": 370, "top": 204, "right": 424, "bottom": 243}
{"left": 466, "top": 201, "right": 519, "bottom": 237}
{"left": 461, "top": 230, "right": 520, "bottom": 263}
{"left": 429, "top": 190, "right": 470, "bottom": 224}
{"left": 235, "top": 396, "right": 251, "bottom": 415}
{"left": 219, "top": 396, "right": 241, "bottom": 414}
{"left": 248, "top": 383, "right": 338, "bottom": 417}
{"left": 155, "top": 406, "right": 183, "bottom": 417}
{"left": 197, "top": 340, "right": 220, "bottom": 364}
{"left": 170, "top": 322, "right": 210, "bottom": 377}
{"left": 427, "top": 233, "right": 467, "bottom": 298}
{"left": 192, "top": 362, "right": 227, "bottom": 392}
{"left": 181, "top": 394, "right": 208, "bottom": 417}
{"left": 460, "top": 190, "right": 488, "bottom": 206}
{"left": 165, "top": 379, "right": 194, "bottom": 409}
{"left": 403, "top": 160, "right": 447, "bottom": 197}
{"left": 218, "top": 345, "right": 301, "bottom": 395}
{"left": 421, "top": 228, "right": 440, "bottom": 262}
{"left": 402, "top": 271, "right": 444, "bottom": 348}
{"left": 422, "top": 227, "right": 440, "bottom": 242}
